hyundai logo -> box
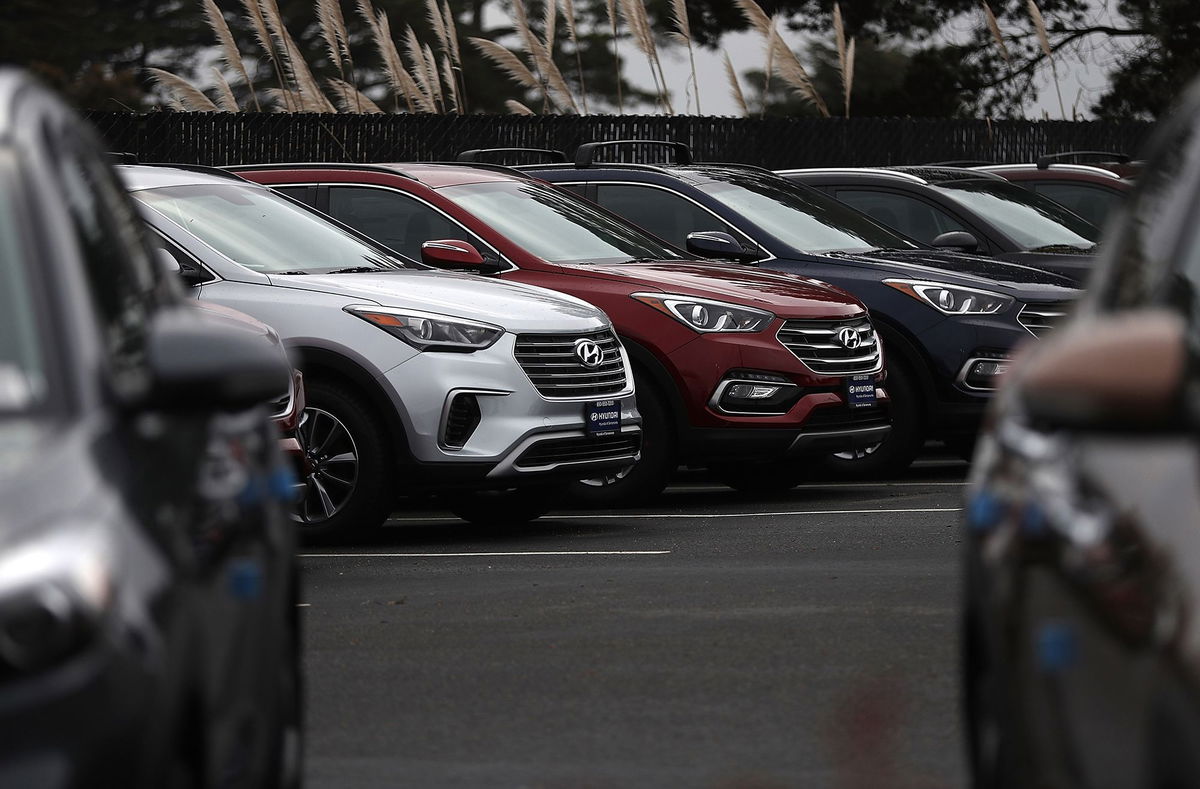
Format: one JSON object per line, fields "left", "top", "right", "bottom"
{"left": 574, "top": 339, "right": 605, "bottom": 368}
{"left": 836, "top": 327, "right": 862, "bottom": 350}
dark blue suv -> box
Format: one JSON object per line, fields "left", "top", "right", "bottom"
{"left": 501, "top": 141, "right": 1081, "bottom": 475}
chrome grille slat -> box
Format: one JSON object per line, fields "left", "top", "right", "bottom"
{"left": 776, "top": 315, "right": 882, "bottom": 375}
{"left": 1018, "top": 301, "right": 1075, "bottom": 338}
{"left": 514, "top": 329, "right": 629, "bottom": 399}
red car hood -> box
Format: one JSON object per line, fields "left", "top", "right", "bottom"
{"left": 559, "top": 260, "right": 865, "bottom": 319}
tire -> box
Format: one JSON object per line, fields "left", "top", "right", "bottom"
{"left": 820, "top": 357, "right": 924, "bottom": 479}
{"left": 713, "top": 460, "right": 808, "bottom": 494}
{"left": 568, "top": 369, "right": 676, "bottom": 507}
{"left": 266, "top": 572, "right": 304, "bottom": 789}
{"left": 447, "top": 483, "right": 567, "bottom": 525}
{"left": 944, "top": 434, "right": 978, "bottom": 462}
{"left": 963, "top": 610, "right": 1018, "bottom": 789}
{"left": 292, "top": 379, "right": 394, "bottom": 542}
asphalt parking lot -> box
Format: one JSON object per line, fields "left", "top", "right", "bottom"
{"left": 299, "top": 457, "right": 969, "bottom": 789}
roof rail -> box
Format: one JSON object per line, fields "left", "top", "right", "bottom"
{"left": 457, "top": 147, "right": 567, "bottom": 164}
{"left": 110, "top": 156, "right": 250, "bottom": 182}
{"left": 927, "top": 159, "right": 994, "bottom": 167}
{"left": 575, "top": 140, "right": 693, "bottom": 168}
{"left": 107, "top": 152, "right": 139, "bottom": 165}
{"left": 222, "top": 161, "right": 422, "bottom": 183}
{"left": 1036, "top": 150, "right": 1130, "bottom": 169}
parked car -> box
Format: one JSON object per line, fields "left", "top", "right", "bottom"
{"left": 780, "top": 166, "right": 1101, "bottom": 283}
{"left": 962, "top": 83, "right": 1200, "bottom": 787}
{"left": 231, "top": 162, "right": 890, "bottom": 498}
{"left": 0, "top": 69, "right": 301, "bottom": 788}
{"left": 508, "top": 142, "right": 1079, "bottom": 475}
{"left": 973, "top": 158, "right": 1133, "bottom": 228}
{"left": 118, "top": 164, "right": 643, "bottom": 534}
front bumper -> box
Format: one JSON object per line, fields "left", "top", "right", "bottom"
{"left": 378, "top": 333, "right": 643, "bottom": 486}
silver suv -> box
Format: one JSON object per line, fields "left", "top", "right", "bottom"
{"left": 119, "top": 165, "right": 641, "bottom": 539}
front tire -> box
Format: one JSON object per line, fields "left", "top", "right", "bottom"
{"left": 293, "top": 379, "right": 394, "bottom": 542}
{"left": 713, "top": 460, "right": 808, "bottom": 494}
{"left": 820, "top": 358, "right": 923, "bottom": 479}
{"left": 568, "top": 370, "right": 675, "bottom": 507}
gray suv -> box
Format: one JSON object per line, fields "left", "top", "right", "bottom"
{"left": 120, "top": 165, "right": 641, "bottom": 539}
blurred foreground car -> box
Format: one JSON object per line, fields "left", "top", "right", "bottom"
{"left": 0, "top": 70, "right": 300, "bottom": 788}
{"left": 782, "top": 166, "right": 1100, "bottom": 283}
{"left": 234, "top": 161, "right": 889, "bottom": 498}
{"left": 962, "top": 84, "right": 1200, "bottom": 788}
{"left": 119, "top": 164, "right": 641, "bottom": 535}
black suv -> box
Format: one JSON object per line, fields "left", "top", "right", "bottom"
{"left": 780, "top": 166, "right": 1100, "bottom": 283}
{"left": 0, "top": 70, "right": 301, "bottom": 787}
{"left": 510, "top": 142, "right": 1080, "bottom": 475}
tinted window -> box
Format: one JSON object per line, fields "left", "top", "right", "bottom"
{"left": 837, "top": 189, "right": 968, "bottom": 245}
{"left": 697, "top": 172, "right": 918, "bottom": 254}
{"left": 273, "top": 185, "right": 316, "bottom": 206}
{"left": 439, "top": 180, "right": 684, "bottom": 264}
{"left": 594, "top": 184, "right": 736, "bottom": 248}
{"left": 328, "top": 186, "right": 473, "bottom": 260}
{"left": 1032, "top": 182, "right": 1122, "bottom": 227}
{"left": 133, "top": 183, "right": 413, "bottom": 274}
{"left": 933, "top": 179, "right": 1100, "bottom": 251}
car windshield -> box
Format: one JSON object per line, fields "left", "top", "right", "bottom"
{"left": 438, "top": 180, "right": 686, "bottom": 264}
{"left": 132, "top": 183, "right": 414, "bottom": 274}
{"left": 932, "top": 179, "right": 1100, "bottom": 250}
{"left": 698, "top": 171, "right": 919, "bottom": 254}
{"left": 0, "top": 183, "right": 48, "bottom": 416}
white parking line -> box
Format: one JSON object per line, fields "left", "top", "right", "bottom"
{"left": 381, "top": 506, "right": 962, "bottom": 524}
{"left": 300, "top": 550, "right": 674, "bottom": 558}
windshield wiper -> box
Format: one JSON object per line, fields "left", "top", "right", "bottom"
{"left": 623, "top": 257, "right": 664, "bottom": 264}
{"left": 325, "top": 266, "right": 384, "bottom": 274}
{"left": 273, "top": 270, "right": 310, "bottom": 275}
{"left": 1028, "top": 244, "right": 1094, "bottom": 254}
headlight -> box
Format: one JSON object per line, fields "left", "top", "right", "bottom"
{"left": 883, "top": 279, "right": 1012, "bottom": 316}
{"left": 0, "top": 527, "right": 115, "bottom": 673}
{"left": 345, "top": 305, "right": 503, "bottom": 351}
{"left": 631, "top": 293, "right": 774, "bottom": 333}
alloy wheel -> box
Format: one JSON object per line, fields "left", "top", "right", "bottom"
{"left": 294, "top": 406, "right": 359, "bottom": 524}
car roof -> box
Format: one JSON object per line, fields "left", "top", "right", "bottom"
{"left": 117, "top": 163, "right": 264, "bottom": 191}
{"left": 226, "top": 161, "right": 529, "bottom": 188}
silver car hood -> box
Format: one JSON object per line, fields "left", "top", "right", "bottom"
{"left": 267, "top": 270, "right": 609, "bottom": 333}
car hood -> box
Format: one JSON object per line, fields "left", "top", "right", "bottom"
{"left": 267, "top": 269, "right": 609, "bottom": 332}
{"left": 559, "top": 260, "right": 866, "bottom": 319}
{"left": 833, "top": 249, "right": 1081, "bottom": 299}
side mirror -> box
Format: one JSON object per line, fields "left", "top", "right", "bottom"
{"left": 685, "top": 231, "right": 761, "bottom": 264}
{"left": 931, "top": 231, "right": 979, "bottom": 252}
{"left": 1019, "top": 309, "right": 1189, "bottom": 432}
{"left": 153, "top": 247, "right": 207, "bottom": 287}
{"left": 420, "top": 239, "right": 502, "bottom": 274}
{"left": 141, "top": 306, "right": 292, "bottom": 412}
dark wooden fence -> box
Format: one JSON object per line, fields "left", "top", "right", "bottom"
{"left": 85, "top": 111, "right": 1155, "bottom": 168}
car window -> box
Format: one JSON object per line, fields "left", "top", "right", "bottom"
{"left": 836, "top": 189, "right": 968, "bottom": 245}
{"left": 328, "top": 186, "right": 477, "bottom": 261}
{"left": 932, "top": 179, "right": 1100, "bottom": 251}
{"left": 132, "top": 183, "right": 415, "bottom": 274}
{"left": 594, "top": 183, "right": 736, "bottom": 248}
{"left": 438, "top": 180, "right": 686, "bottom": 265}
{"left": 272, "top": 185, "right": 316, "bottom": 206}
{"left": 696, "top": 173, "right": 918, "bottom": 254}
{"left": 1031, "top": 182, "right": 1122, "bottom": 227}
{"left": 57, "top": 139, "right": 159, "bottom": 393}
{"left": 0, "top": 178, "right": 47, "bottom": 414}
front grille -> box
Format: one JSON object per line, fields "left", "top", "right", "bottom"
{"left": 804, "top": 404, "right": 890, "bottom": 432}
{"left": 1018, "top": 301, "right": 1074, "bottom": 338}
{"left": 514, "top": 433, "right": 642, "bottom": 470}
{"left": 442, "top": 393, "right": 481, "bottom": 449}
{"left": 776, "top": 315, "right": 882, "bottom": 375}
{"left": 514, "top": 329, "right": 629, "bottom": 399}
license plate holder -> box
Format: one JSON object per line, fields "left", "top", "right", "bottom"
{"left": 585, "top": 399, "right": 621, "bottom": 437}
{"left": 846, "top": 375, "right": 877, "bottom": 409}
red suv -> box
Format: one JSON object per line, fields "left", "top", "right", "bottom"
{"left": 233, "top": 163, "right": 890, "bottom": 501}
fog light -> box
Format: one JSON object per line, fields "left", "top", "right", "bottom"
{"left": 963, "top": 359, "right": 1011, "bottom": 389}
{"left": 725, "top": 384, "right": 780, "bottom": 400}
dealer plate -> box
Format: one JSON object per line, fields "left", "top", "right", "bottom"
{"left": 585, "top": 399, "right": 621, "bottom": 437}
{"left": 846, "top": 375, "right": 877, "bottom": 409}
